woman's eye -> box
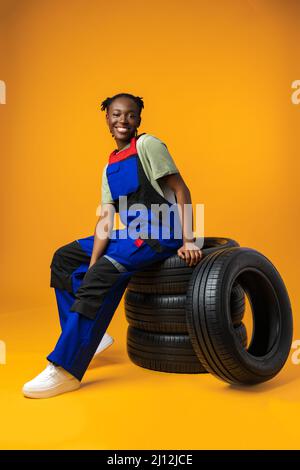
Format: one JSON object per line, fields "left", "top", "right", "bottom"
{"left": 113, "top": 114, "right": 135, "bottom": 118}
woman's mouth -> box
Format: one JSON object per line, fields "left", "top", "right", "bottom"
{"left": 115, "top": 126, "right": 130, "bottom": 134}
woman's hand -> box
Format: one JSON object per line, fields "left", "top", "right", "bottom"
{"left": 177, "top": 242, "right": 203, "bottom": 267}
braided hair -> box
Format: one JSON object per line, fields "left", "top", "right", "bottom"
{"left": 100, "top": 93, "right": 144, "bottom": 115}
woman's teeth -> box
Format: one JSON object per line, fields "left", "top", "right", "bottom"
{"left": 116, "top": 127, "right": 129, "bottom": 133}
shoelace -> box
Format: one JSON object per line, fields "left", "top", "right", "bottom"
{"left": 39, "top": 363, "right": 59, "bottom": 379}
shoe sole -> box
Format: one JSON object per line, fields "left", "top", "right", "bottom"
{"left": 95, "top": 337, "right": 114, "bottom": 355}
{"left": 23, "top": 380, "right": 81, "bottom": 399}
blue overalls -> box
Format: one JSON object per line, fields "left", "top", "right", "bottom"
{"left": 47, "top": 133, "right": 183, "bottom": 381}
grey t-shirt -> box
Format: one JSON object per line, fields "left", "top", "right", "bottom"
{"left": 101, "top": 133, "right": 179, "bottom": 205}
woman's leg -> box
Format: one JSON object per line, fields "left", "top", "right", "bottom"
{"left": 49, "top": 238, "right": 92, "bottom": 331}
{"left": 47, "top": 236, "right": 122, "bottom": 374}
{"left": 47, "top": 255, "right": 132, "bottom": 381}
{"left": 23, "top": 232, "right": 183, "bottom": 398}
{"left": 47, "top": 235, "right": 183, "bottom": 382}
{"left": 54, "top": 289, "right": 76, "bottom": 332}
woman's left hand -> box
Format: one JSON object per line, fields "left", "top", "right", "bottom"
{"left": 177, "top": 242, "right": 203, "bottom": 267}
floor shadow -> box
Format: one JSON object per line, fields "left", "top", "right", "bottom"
{"left": 88, "top": 350, "right": 128, "bottom": 370}
{"left": 223, "top": 364, "right": 300, "bottom": 394}
{"left": 80, "top": 376, "right": 125, "bottom": 390}
{"left": 80, "top": 367, "right": 144, "bottom": 390}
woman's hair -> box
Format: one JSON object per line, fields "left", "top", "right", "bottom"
{"left": 100, "top": 93, "right": 144, "bottom": 115}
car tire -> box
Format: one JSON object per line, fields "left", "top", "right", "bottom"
{"left": 186, "top": 247, "right": 293, "bottom": 385}
{"left": 127, "top": 323, "right": 248, "bottom": 374}
{"left": 125, "top": 282, "right": 245, "bottom": 333}
{"left": 127, "top": 237, "right": 240, "bottom": 294}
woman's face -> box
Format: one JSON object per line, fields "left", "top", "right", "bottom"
{"left": 106, "top": 97, "right": 141, "bottom": 145}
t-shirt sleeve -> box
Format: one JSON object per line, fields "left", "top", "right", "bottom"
{"left": 101, "top": 164, "right": 115, "bottom": 205}
{"left": 142, "top": 135, "right": 179, "bottom": 180}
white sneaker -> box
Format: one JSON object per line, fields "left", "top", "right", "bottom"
{"left": 22, "top": 362, "right": 80, "bottom": 399}
{"left": 94, "top": 333, "right": 114, "bottom": 355}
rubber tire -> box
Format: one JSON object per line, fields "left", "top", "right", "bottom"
{"left": 127, "top": 323, "right": 247, "bottom": 374}
{"left": 186, "top": 247, "right": 293, "bottom": 385}
{"left": 235, "top": 322, "right": 248, "bottom": 348}
{"left": 127, "top": 237, "right": 240, "bottom": 294}
{"left": 125, "top": 282, "right": 245, "bottom": 333}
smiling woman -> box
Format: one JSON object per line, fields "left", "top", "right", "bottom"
{"left": 102, "top": 92, "right": 143, "bottom": 148}
{"left": 22, "top": 92, "right": 202, "bottom": 399}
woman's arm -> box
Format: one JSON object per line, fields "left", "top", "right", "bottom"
{"left": 157, "top": 173, "right": 202, "bottom": 266}
{"left": 89, "top": 203, "right": 115, "bottom": 268}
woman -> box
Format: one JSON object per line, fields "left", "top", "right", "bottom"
{"left": 22, "top": 93, "right": 202, "bottom": 399}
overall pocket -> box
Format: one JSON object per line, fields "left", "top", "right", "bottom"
{"left": 107, "top": 156, "right": 140, "bottom": 200}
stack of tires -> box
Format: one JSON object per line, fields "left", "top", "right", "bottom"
{"left": 125, "top": 238, "right": 247, "bottom": 375}
{"left": 125, "top": 237, "right": 293, "bottom": 385}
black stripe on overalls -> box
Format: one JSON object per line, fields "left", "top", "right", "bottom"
{"left": 50, "top": 241, "right": 125, "bottom": 320}
{"left": 50, "top": 241, "right": 90, "bottom": 293}
{"left": 69, "top": 257, "right": 128, "bottom": 319}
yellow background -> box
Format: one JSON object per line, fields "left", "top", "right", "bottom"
{"left": 0, "top": 0, "right": 299, "bottom": 450}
